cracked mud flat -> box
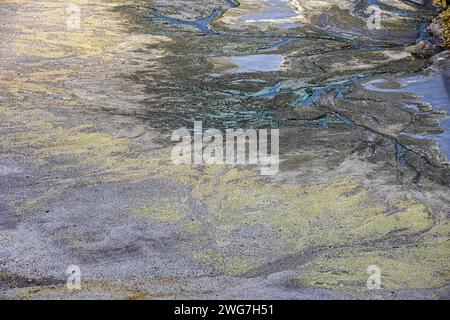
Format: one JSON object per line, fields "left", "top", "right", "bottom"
{"left": 0, "top": 0, "right": 449, "bottom": 299}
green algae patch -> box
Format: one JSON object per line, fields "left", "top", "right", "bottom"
{"left": 289, "top": 248, "right": 448, "bottom": 292}
{"left": 185, "top": 169, "right": 437, "bottom": 278}
{"left": 0, "top": 68, "right": 71, "bottom": 96}
{"left": 182, "top": 221, "right": 203, "bottom": 236}
{"left": 0, "top": 107, "right": 129, "bottom": 171}
{"left": 286, "top": 210, "right": 449, "bottom": 292}
{"left": 130, "top": 202, "right": 184, "bottom": 223}
{"left": 194, "top": 250, "right": 256, "bottom": 277}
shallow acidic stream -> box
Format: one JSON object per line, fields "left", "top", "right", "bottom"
{"left": 148, "top": 0, "right": 448, "bottom": 169}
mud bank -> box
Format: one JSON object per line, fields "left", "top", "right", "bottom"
{"left": 0, "top": 0, "right": 448, "bottom": 299}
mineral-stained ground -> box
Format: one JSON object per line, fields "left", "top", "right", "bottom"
{"left": 0, "top": 0, "right": 449, "bottom": 299}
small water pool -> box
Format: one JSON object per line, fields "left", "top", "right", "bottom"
{"left": 210, "top": 54, "right": 285, "bottom": 75}
{"left": 363, "top": 71, "right": 450, "bottom": 158}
